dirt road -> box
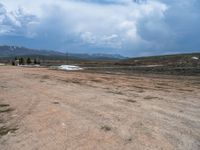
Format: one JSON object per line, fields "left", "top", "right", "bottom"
{"left": 0, "top": 66, "right": 200, "bottom": 150}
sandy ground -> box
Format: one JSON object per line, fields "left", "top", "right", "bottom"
{"left": 0, "top": 66, "right": 200, "bottom": 150}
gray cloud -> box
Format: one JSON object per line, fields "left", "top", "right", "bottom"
{"left": 0, "top": 4, "right": 38, "bottom": 36}
{"left": 0, "top": 0, "right": 200, "bottom": 56}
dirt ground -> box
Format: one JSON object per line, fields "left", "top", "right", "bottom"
{"left": 0, "top": 66, "right": 200, "bottom": 150}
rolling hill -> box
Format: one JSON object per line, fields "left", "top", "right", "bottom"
{"left": 117, "top": 53, "right": 200, "bottom": 67}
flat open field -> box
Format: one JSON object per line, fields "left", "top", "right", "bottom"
{"left": 0, "top": 66, "right": 200, "bottom": 150}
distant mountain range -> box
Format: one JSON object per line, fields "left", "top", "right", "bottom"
{"left": 0, "top": 45, "right": 126, "bottom": 60}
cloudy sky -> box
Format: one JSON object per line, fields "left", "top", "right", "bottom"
{"left": 0, "top": 0, "right": 200, "bottom": 56}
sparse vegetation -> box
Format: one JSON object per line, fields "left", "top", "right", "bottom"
{"left": 41, "top": 75, "right": 50, "bottom": 79}
{"left": 107, "top": 90, "right": 123, "bottom": 95}
{"left": 0, "top": 66, "right": 199, "bottom": 149}
{"left": 101, "top": 125, "right": 112, "bottom": 132}
{"left": 0, "top": 104, "right": 14, "bottom": 113}
{"left": 0, "top": 126, "right": 18, "bottom": 137}
{"left": 126, "top": 99, "right": 137, "bottom": 103}
{"left": 0, "top": 104, "right": 10, "bottom": 107}
{"left": 53, "top": 102, "right": 59, "bottom": 104}
{"left": 144, "top": 96, "right": 158, "bottom": 100}
{"left": 0, "top": 103, "right": 18, "bottom": 137}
